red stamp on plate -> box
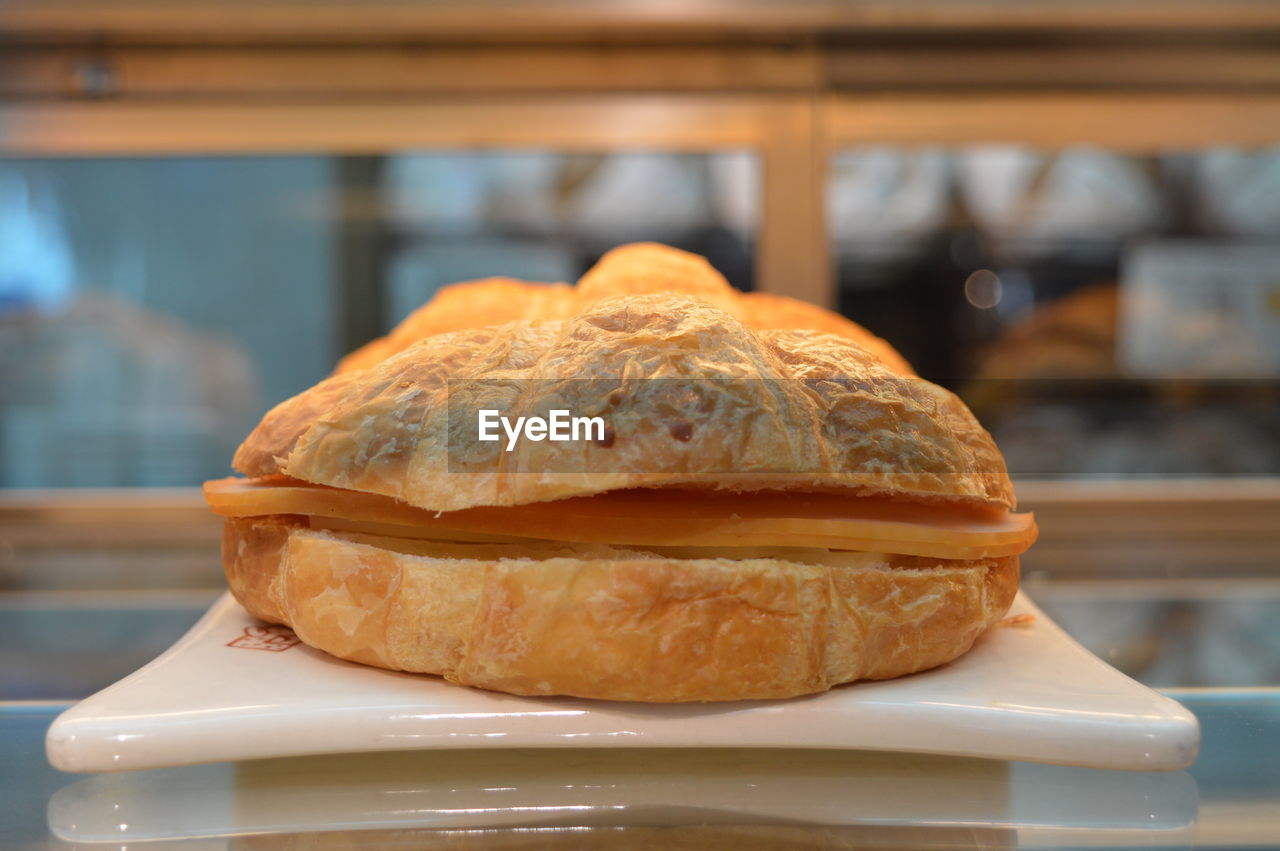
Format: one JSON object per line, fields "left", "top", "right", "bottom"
{"left": 227, "top": 624, "right": 301, "bottom": 652}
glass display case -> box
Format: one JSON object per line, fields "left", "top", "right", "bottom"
{"left": 1, "top": 2, "right": 1278, "bottom": 846}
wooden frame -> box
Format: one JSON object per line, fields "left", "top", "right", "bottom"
{"left": 0, "top": 45, "right": 821, "bottom": 98}
{"left": 2, "top": 17, "right": 1279, "bottom": 306}
{"left": 11, "top": 89, "right": 1279, "bottom": 303}
{"left": 0, "top": 93, "right": 830, "bottom": 303}
{"left": 823, "top": 93, "right": 1280, "bottom": 151}
{"left": 3, "top": 1, "right": 1279, "bottom": 42}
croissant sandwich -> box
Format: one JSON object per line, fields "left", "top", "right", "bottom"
{"left": 204, "top": 244, "right": 1034, "bottom": 702}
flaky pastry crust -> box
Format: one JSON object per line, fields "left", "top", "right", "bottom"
{"left": 335, "top": 243, "right": 913, "bottom": 377}
{"left": 225, "top": 518, "right": 1019, "bottom": 702}
{"left": 335, "top": 278, "right": 575, "bottom": 374}
{"left": 234, "top": 293, "right": 1014, "bottom": 512}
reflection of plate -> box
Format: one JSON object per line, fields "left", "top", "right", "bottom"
{"left": 45, "top": 592, "right": 1198, "bottom": 774}
{"left": 47, "top": 746, "right": 1199, "bottom": 844}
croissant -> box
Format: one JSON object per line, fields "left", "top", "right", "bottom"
{"left": 205, "top": 248, "right": 1030, "bottom": 702}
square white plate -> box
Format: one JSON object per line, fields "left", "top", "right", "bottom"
{"left": 46, "top": 591, "right": 1199, "bottom": 774}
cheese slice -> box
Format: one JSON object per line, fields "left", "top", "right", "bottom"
{"left": 204, "top": 477, "right": 1037, "bottom": 561}
{"left": 319, "top": 527, "right": 895, "bottom": 570}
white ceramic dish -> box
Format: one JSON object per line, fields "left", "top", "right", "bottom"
{"left": 46, "top": 591, "right": 1199, "bottom": 774}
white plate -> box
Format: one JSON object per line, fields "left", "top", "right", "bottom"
{"left": 45, "top": 591, "right": 1199, "bottom": 774}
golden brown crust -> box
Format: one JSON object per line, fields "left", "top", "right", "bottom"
{"left": 232, "top": 371, "right": 366, "bottom": 478}
{"left": 235, "top": 293, "right": 1014, "bottom": 511}
{"left": 223, "top": 517, "right": 1019, "bottom": 702}
{"left": 222, "top": 515, "right": 295, "bottom": 624}
{"left": 576, "top": 242, "right": 745, "bottom": 318}
{"left": 334, "top": 243, "right": 913, "bottom": 376}
{"left": 335, "top": 278, "right": 575, "bottom": 375}
{"left": 739, "top": 291, "right": 915, "bottom": 376}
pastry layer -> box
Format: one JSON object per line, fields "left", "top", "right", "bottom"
{"left": 224, "top": 517, "right": 1020, "bottom": 702}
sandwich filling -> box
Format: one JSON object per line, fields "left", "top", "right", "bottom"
{"left": 204, "top": 476, "right": 1037, "bottom": 562}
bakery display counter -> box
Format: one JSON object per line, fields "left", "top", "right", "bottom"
{"left": 1, "top": 3, "right": 1276, "bottom": 844}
